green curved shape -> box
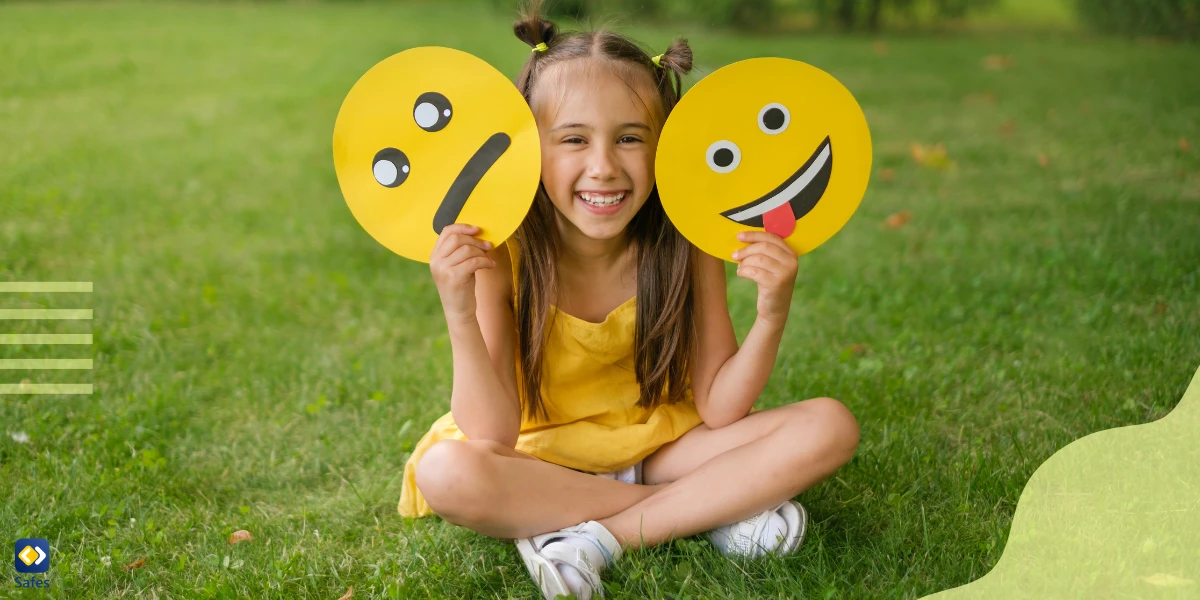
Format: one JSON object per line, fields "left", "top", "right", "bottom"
{"left": 924, "top": 364, "right": 1200, "bottom": 599}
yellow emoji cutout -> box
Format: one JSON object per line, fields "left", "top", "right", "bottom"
{"left": 333, "top": 47, "right": 541, "bottom": 262}
{"left": 656, "top": 57, "right": 872, "bottom": 261}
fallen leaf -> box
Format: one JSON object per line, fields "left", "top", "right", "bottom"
{"left": 1037, "top": 153, "right": 1049, "bottom": 168}
{"left": 229, "top": 530, "right": 253, "bottom": 544}
{"left": 122, "top": 558, "right": 146, "bottom": 571}
{"left": 909, "top": 142, "right": 927, "bottom": 164}
{"left": 872, "top": 41, "right": 889, "bottom": 56}
{"left": 998, "top": 119, "right": 1016, "bottom": 134}
{"left": 1138, "top": 573, "right": 1194, "bottom": 588}
{"left": 879, "top": 168, "right": 895, "bottom": 182}
{"left": 910, "top": 143, "right": 952, "bottom": 170}
{"left": 982, "top": 54, "right": 1014, "bottom": 70}
{"left": 338, "top": 587, "right": 354, "bottom": 600}
{"left": 1155, "top": 303, "right": 1168, "bottom": 315}
{"left": 1080, "top": 100, "right": 1091, "bottom": 113}
{"left": 849, "top": 344, "right": 869, "bottom": 356}
{"left": 885, "top": 210, "right": 911, "bottom": 229}
{"left": 1182, "top": 137, "right": 1191, "bottom": 152}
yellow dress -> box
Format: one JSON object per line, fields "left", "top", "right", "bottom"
{"left": 397, "top": 240, "right": 704, "bottom": 518}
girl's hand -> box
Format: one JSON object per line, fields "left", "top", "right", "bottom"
{"left": 732, "top": 231, "right": 798, "bottom": 326}
{"left": 429, "top": 224, "right": 495, "bottom": 323}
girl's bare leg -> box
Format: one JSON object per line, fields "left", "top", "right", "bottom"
{"left": 597, "top": 397, "right": 859, "bottom": 549}
{"left": 415, "top": 439, "right": 665, "bottom": 539}
{"left": 415, "top": 397, "right": 858, "bottom": 546}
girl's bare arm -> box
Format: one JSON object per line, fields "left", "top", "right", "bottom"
{"left": 689, "top": 250, "right": 788, "bottom": 429}
{"left": 435, "top": 231, "right": 522, "bottom": 447}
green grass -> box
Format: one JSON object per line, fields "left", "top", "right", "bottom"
{"left": 1, "top": 1, "right": 1198, "bottom": 598}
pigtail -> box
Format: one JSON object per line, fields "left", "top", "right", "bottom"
{"left": 654, "top": 38, "right": 693, "bottom": 102}
{"left": 514, "top": 0, "right": 561, "bottom": 98}
{"left": 513, "top": 2, "right": 558, "bottom": 49}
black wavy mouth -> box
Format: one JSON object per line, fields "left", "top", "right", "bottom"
{"left": 432, "top": 133, "right": 511, "bottom": 234}
{"left": 719, "top": 136, "right": 833, "bottom": 227}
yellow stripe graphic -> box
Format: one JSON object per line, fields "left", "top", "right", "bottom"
{"left": 0, "top": 309, "right": 93, "bottom": 320}
{"left": 0, "top": 359, "right": 93, "bottom": 369}
{"left": 0, "top": 334, "right": 93, "bottom": 344}
{"left": 0, "top": 282, "right": 92, "bottom": 292}
{"left": 0, "top": 383, "right": 93, "bottom": 394}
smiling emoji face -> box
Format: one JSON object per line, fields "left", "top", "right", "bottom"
{"left": 656, "top": 57, "right": 871, "bottom": 261}
{"left": 333, "top": 47, "right": 541, "bottom": 262}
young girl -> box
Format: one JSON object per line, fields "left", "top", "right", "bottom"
{"left": 397, "top": 2, "right": 860, "bottom": 597}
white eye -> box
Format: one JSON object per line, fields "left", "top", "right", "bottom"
{"left": 372, "top": 148, "right": 410, "bottom": 188}
{"left": 758, "top": 103, "right": 789, "bottom": 134}
{"left": 414, "top": 103, "right": 439, "bottom": 129}
{"left": 706, "top": 140, "right": 741, "bottom": 174}
{"left": 373, "top": 161, "right": 397, "bottom": 186}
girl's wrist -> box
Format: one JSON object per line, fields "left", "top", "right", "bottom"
{"left": 754, "top": 312, "right": 788, "bottom": 333}
{"left": 444, "top": 311, "right": 480, "bottom": 330}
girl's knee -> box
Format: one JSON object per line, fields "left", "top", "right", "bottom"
{"left": 414, "top": 439, "right": 493, "bottom": 521}
{"left": 790, "top": 397, "right": 860, "bottom": 463}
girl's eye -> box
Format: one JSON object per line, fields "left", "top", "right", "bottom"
{"left": 619, "top": 136, "right": 641, "bottom": 144}
{"left": 758, "top": 102, "right": 790, "bottom": 134}
{"left": 706, "top": 140, "right": 741, "bottom": 174}
{"left": 564, "top": 137, "right": 586, "bottom": 144}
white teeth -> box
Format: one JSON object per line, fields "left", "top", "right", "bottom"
{"left": 578, "top": 191, "right": 626, "bottom": 206}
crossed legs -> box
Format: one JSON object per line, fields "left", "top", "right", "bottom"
{"left": 414, "top": 397, "right": 859, "bottom": 548}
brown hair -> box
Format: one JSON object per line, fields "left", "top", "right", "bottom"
{"left": 509, "top": 0, "right": 697, "bottom": 423}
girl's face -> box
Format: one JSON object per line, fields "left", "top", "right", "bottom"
{"left": 531, "top": 60, "right": 662, "bottom": 243}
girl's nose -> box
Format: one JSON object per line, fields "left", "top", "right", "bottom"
{"left": 586, "top": 144, "right": 620, "bottom": 180}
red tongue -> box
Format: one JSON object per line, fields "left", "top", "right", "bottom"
{"left": 762, "top": 201, "right": 796, "bottom": 238}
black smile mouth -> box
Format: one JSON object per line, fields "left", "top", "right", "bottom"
{"left": 432, "top": 132, "right": 511, "bottom": 234}
{"left": 719, "top": 136, "right": 833, "bottom": 227}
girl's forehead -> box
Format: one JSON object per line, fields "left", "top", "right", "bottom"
{"left": 531, "top": 58, "right": 663, "bottom": 127}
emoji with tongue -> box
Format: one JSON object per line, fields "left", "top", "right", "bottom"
{"left": 655, "top": 57, "right": 872, "bottom": 261}
{"left": 333, "top": 47, "right": 541, "bottom": 263}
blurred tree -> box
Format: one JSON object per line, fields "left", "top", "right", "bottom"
{"left": 492, "top": 0, "right": 775, "bottom": 30}
{"left": 1075, "top": 0, "right": 1199, "bottom": 40}
{"left": 816, "top": 0, "right": 1000, "bottom": 30}
{"left": 685, "top": 0, "right": 778, "bottom": 29}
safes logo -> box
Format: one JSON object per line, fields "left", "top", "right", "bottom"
{"left": 13, "top": 539, "right": 51, "bottom": 589}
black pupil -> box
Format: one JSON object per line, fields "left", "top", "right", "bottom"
{"left": 763, "top": 107, "right": 785, "bottom": 130}
{"left": 713, "top": 148, "right": 734, "bottom": 168}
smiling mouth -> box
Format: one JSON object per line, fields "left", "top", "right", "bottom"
{"left": 719, "top": 136, "right": 833, "bottom": 230}
{"left": 432, "top": 133, "right": 511, "bottom": 234}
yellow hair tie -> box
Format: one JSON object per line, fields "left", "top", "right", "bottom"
{"left": 651, "top": 54, "right": 664, "bottom": 68}
{"left": 532, "top": 42, "right": 548, "bottom": 53}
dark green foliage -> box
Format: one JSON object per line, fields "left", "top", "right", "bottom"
{"left": 1075, "top": 0, "right": 1200, "bottom": 40}
{"left": 815, "top": 0, "right": 1001, "bottom": 30}
{"left": 491, "top": 0, "right": 776, "bottom": 30}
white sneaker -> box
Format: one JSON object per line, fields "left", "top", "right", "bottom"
{"left": 516, "top": 521, "right": 622, "bottom": 600}
{"left": 704, "top": 500, "right": 807, "bottom": 559}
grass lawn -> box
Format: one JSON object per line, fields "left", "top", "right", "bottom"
{"left": 1, "top": 1, "right": 1198, "bottom": 598}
